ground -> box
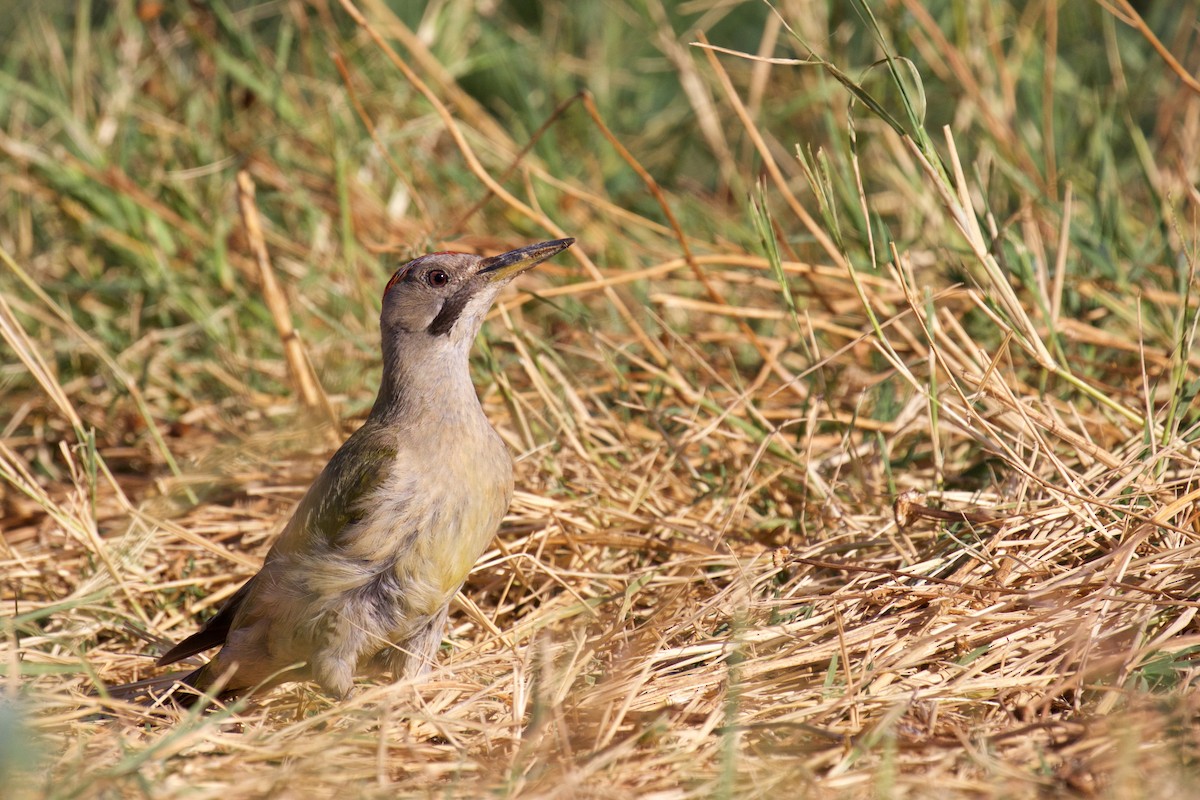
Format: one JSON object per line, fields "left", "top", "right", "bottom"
{"left": 2, "top": 1, "right": 1199, "bottom": 797}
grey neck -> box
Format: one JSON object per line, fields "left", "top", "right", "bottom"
{"left": 369, "top": 333, "right": 483, "bottom": 429}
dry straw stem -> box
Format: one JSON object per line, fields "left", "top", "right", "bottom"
{"left": 234, "top": 170, "right": 341, "bottom": 443}
{"left": 1102, "top": 0, "right": 1200, "bottom": 94}
{"left": 695, "top": 32, "right": 849, "bottom": 275}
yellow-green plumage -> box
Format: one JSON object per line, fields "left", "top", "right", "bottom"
{"left": 152, "top": 239, "right": 574, "bottom": 702}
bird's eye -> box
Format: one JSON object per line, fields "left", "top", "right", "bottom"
{"left": 426, "top": 269, "right": 449, "bottom": 287}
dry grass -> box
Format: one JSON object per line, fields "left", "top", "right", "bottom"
{"left": 3, "top": 0, "right": 1200, "bottom": 797}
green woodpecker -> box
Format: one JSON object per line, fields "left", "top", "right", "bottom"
{"left": 155, "top": 238, "right": 575, "bottom": 701}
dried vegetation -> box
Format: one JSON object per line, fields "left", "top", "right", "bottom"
{"left": 2, "top": 0, "right": 1199, "bottom": 797}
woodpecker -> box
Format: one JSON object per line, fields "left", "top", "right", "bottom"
{"left": 152, "top": 238, "right": 575, "bottom": 702}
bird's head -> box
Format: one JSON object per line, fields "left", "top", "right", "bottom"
{"left": 378, "top": 238, "right": 574, "bottom": 361}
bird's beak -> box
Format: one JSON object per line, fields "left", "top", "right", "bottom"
{"left": 478, "top": 238, "right": 575, "bottom": 283}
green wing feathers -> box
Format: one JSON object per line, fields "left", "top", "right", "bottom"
{"left": 157, "top": 423, "right": 398, "bottom": 663}
{"left": 281, "top": 423, "right": 398, "bottom": 550}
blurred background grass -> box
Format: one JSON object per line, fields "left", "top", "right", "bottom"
{"left": 0, "top": 0, "right": 1191, "bottom": 447}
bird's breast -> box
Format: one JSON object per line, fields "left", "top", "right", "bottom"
{"left": 349, "top": 419, "right": 513, "bottom": 616}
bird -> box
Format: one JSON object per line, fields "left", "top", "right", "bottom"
{"left": 139, "top": 237, "right": 575, "bottom": 704}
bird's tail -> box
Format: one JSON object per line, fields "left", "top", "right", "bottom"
{"left": 91, "top": 665, "right": 208, "bottom": 709}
